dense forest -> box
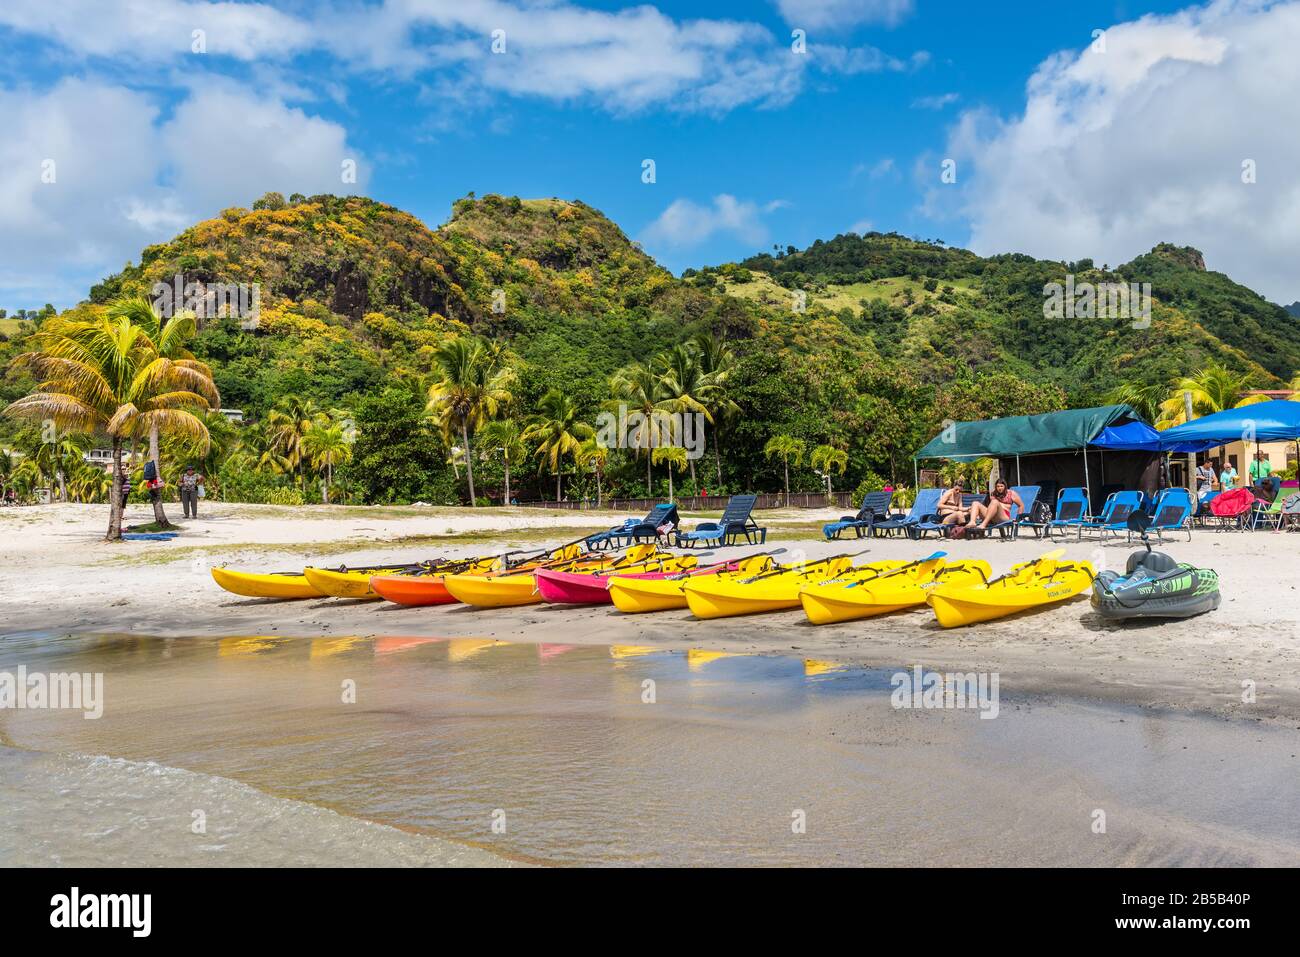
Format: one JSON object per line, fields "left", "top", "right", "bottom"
{"left": 2, "top": 191, "right": 1297, "bottom": 513}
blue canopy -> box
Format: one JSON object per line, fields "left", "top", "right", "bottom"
{"left": 1156, "top": 399, "right": 1300, "bottom": 447}
{"left": 1090, "top": 419, "right": 1215, "bottom": 453}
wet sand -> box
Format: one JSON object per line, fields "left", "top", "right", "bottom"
{"left": 3, "top": 502, "right": 1299, "bottom": 726}
{"left": 3, "top": 633, "right": 1298, "bottom": 866}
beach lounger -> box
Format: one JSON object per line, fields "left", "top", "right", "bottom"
{"left": 912, "top": 492, "right": 982, "bottom": 539}
{"left": 673, "top": 494, "right": 767, "bottom": 547}
{"left": 871, "top": 488, "right": 943, "bottom": 539}
{"left": 585, "top": 503, "right": 678, "bottom": 550}
{"left": 1138, "top": 487, "right": 1193, "bottom": 542}
{"left": 964, "top": 486, "right": 1039, "bottom": 540}
{"left": 1076, "top": 490, "right": 1142, "bottom": 540}
{"left": 1193, "top": 490, "right": 1221, "bottom": 528}
{"left": 1043, "top": 487, "right": 1090, "bottom": 540}
{"left": 822, "top": 490, "right": 894, "bottom": 540}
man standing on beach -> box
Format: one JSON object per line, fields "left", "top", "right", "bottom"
{"left": 180, "top": 466, "right": 204, "bottom": 518}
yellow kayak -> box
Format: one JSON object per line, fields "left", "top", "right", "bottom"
{"left": 683, "top": 556, "right": 877, "bottom": 619}
{"left": 302, "top": 566, "right": 416, "bottom": 600}
{"left": 800, "top": 558, "right": 991, "bottom": 625}
{"left": 446, "top": 545, "right": 668, "bottom": 608}
{"left": 211, "top": 566, "right": 323, "bottom": 599}
{"left": 607, "top": 554, "right": 776, "bottom": 613}
{"left": 927, "top": 556, "right": 1094, "bottom": 628}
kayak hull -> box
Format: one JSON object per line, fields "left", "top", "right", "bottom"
{"left": 927, "top": 564, "right": 1094, "bottom": 628}
{"left": 303, "top": 566, "right": 388, "bottom": 600}
{"left": 608, "top": 576, "right": 692, "bottom": 613}
{"left": 800, "top": 560, "right": 990, "bottom": 625}
{"left": 370, "top": 574, "right": 459, "bottom": 606}
{"left": 683, "top": 558, "right": 865, "bottom": 619}
{"left": 211, "top": 566, "right": 322, "bottom": 600}
{"left": 443, "top": 573, "right": 541, "bottom": 608}
{"left": 535, "top": 567, "right": 683, "bottom": 605}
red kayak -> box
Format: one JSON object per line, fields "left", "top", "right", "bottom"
{"left": 534, "top": 567, "right": 685, "bottom": 605}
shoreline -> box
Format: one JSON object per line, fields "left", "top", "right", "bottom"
{"left": 5, "top": 502, "right": 1300, "bottom": 727}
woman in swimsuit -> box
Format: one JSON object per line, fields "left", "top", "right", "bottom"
{"left": 969, "top": 479, "right": 1023, "bottom": 530}
{"left": 937, "top": 479, "right": 970, "bottom": 527}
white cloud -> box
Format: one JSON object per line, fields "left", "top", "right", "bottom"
{"left": 848, "top": 218, "right": 873, "bottom": 234}
{"left": 641, "top": 195, "right": 779, "bottom": 248}
{"left": 0, "top": 0, "right": 923, "bottom": 114}
{"left": 0, "top": 77, "right": 365, "bottom": 305}
{"left": 775, "top": 0, "right": 915, "bottom": 30}
{"left": 933, "top": 0, "right": 1300, "bottom": 303}
{"left": 911, "top": 92, "right": 959, "bottom": 110}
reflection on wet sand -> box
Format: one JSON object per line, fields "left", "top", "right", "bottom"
{"left": 3, "top": 632, "right": 1299, "bottom": 867}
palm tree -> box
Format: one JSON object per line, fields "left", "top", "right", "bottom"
{"left": 480, "top": 418, "right": 527, "bottom": 505}
{"left": 659, "top": 343, "right": 713, "bottom": 487}
{"left": 106, "top": 296, "right": 219, "bottom": 524}
{"left": 608, "top": 359, "right": 670, "bottom": 493}
{"left": 266, "top": 396, "right": 324, "bottom": 492}
{"left": 303, "top": 418, "right": 353, "bottom": 504}
{"left": 810, "top": 444, "right": 848, "bottom": 499}
{"left": 763, "top": 434, "right": 806, "bottom": 505}
{"left": 522, "top": 389, "right": 593, "bottom": 502}
{"left": 427, "top": 337, "right": 515, "bottom": 507}
{"left": 1158, "top": 363, "right": 1268, "bottom": 427}
{"left": 577, "top": 437, "right": 609, "bottom": 507}
{"left": 651, "top": 446, "right": 687, "bottom": 501}
{"left": 4, "top": 314, "right": 211, "bottom": 539}
{"left": 692, "top": 331, "right": 740, "bottom": 487}
{"left": 1105, "top": 381, "right": 1168, "bottom": 428}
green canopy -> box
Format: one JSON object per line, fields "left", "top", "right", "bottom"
{"left": 915, "top": 404, "right": 1138, "bottom": 460}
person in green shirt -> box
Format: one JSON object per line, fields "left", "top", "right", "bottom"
{"left": 1249, "top": 456, "right": 1272, "bottom": 483}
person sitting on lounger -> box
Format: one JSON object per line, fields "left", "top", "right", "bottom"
{"left": 969, "top": 479, "right": 1023, "bottom": 531}
{"left": 937, "top": 479, "right": 970, "bottom": 527}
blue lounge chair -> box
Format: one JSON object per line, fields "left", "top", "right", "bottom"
{"left": 964, "top": 486, "right": 1040, "bottom": 540}
{"left": 823, "top": 490, "right": 894, "bottom": 540}
{"left": 1077, "top": 490, "right": 1143, "bottom": 540}
{"left": 586, "top": 503, "right": 678, "bottom": 551}
{"left": 912, "top": 492, "right": 982, "bottom": 539}
{"left": 674, "top": 494, "right": 767, "bottom": 548}
{"left": 1193, "top": 490, "right": 1221, "bottom": 528}
{"left": 1139, "top": 487, "right": 1193, "bottom": 542}
{"left": 1043, "top": 487, "right": 1090, "bottom": 540}
{"left": 871, "top": 488, "right": 943, "bottom": 539}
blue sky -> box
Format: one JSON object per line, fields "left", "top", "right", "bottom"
{"left": 2, "top": 0, "right": 1297, "bottom": 308}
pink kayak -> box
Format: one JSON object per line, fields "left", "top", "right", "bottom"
{"left": 535, "top": 567, "right": 682, "bottom": 605}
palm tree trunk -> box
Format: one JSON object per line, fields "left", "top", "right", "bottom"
{"left": 688, "top": 457, "right": 695, "bottom": 488}
{"left": 596, "top": 470, "right": 602, "bottom": 508}
{"left": 646, "top": 452, "right": 652, "bottom": 496}
{"left": 555, "top": 469, "right": 561, "bottom": 502}
{"left": 148, "top": 424, "right": 170, "bottom": 525}
{"left": 462, "top": 422, "right": 477, "bottom": 506}
{"left": 784, "top": 459, "right": 791, "bottom": 505}
{"left": 107, "top": 439, "right": 124, "bottom": 541}
{"left": 504, "top": 458, "right": 512, "bottom": 505}
{"left": 668, "top": 467, "right": 674, "bottom": 501}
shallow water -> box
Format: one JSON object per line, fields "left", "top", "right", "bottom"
{"left": 2, "top": 631, "right": 1298, "bottom": 866}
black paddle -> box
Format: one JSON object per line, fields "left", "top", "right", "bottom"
{"left": 738, "top": 549, "right": 870, "bottom": 584}
{"left": 844, "top": 551, "right": 946, "bottom": 588}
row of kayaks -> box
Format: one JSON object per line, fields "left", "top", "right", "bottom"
{"left": 211, "top": 543, "right": 1098, "bottom": 628}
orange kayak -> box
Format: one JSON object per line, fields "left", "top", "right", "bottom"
{"left": 370, "top": 573, "right": 459, "bottom": 606}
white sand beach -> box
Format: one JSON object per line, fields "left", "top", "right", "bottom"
{"left": 3, "top": 501, "right": 1297, "bottom": 724}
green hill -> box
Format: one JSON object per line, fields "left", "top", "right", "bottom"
{"left": 4, "top": 193, "right": 1298, "bottom": 503}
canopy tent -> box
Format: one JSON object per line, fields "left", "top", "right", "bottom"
{"left": 1156, "top": 399, "right": 1300, "bottom": 446}
{"left": 914, "top": 404, "right": 1138, "bottom": 460}
{"left": 914, "top": 404, "right": 1159, "bottom": 509}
